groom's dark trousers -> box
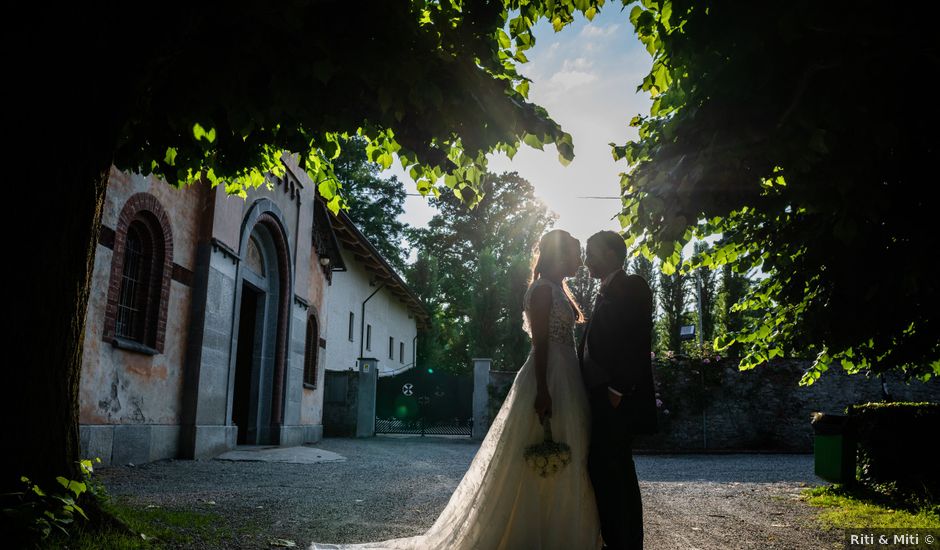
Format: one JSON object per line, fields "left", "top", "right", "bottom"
{"left": 579, "top": 270, "right": 657, "bottom": 550}
{"left": 588, "top": 387, "right": 643, "bottom": 550}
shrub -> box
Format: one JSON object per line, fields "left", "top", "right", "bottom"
{"left": 1, "top": 458, "right": 102, "bottom": 546}
{"left": 848, "top": 402, "right": 939, "bottom": 503}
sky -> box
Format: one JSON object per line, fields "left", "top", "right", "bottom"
{"left": 383, "top": 7, "right": 655, "bottom": 247}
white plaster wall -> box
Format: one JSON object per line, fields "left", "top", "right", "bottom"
{"left": 323, "top": 247, "right": 418, "bottom": 378}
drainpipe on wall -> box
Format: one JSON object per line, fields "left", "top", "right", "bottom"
{"left": 359, "top": 283, "right": 385, "bottom": 359}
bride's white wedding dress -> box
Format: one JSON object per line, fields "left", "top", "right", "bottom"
{"left": 312, "top": 278, "right": 601, "bottom": 550}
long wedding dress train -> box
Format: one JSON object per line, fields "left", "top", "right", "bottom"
{"left": 312, "top": 278, "right": 601, "bottom": 549}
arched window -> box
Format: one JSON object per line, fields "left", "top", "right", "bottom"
{"left": 303, "top": 314, "right": 319, "bottom": 387}
{"left": 104, "top": 193, "right": 173, "bottom": 354}
{"left": 115, "top": 220, "right": 157, "bottom": 343}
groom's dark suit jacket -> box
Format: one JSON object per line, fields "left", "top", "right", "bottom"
{"left": 578, "top": 270, "right": 657, "bottom": 435}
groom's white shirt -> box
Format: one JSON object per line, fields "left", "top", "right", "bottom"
{"left": 584, "top": 269, "right": 624, "bottom": 397}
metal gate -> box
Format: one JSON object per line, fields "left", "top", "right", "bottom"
{"left": 375, "top": 368, "right": 473, "bottom": 436}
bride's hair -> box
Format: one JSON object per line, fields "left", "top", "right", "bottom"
{"left": 529, "top": 229, "right": 584, "bottom": 323}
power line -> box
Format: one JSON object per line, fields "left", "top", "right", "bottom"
{"left": 405, "top": 193, "right": 622, "bottom": 201}
{"left": 576, "top": 196, "right": 621, "bottom": 199}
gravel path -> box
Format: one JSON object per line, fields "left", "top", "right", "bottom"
{"left": 98, "top": 437, "right": 838, "bottom": 549}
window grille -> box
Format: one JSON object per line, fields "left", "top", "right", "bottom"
{"left": 116, "top": 224, "right": 150, "bottom": 342}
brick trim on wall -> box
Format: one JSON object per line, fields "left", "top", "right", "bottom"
{"left": 103, "top": 192, "right": 174, "bottom": 354}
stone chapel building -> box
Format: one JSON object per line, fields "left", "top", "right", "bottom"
{"left": 78, "top": 153, "right": 426, "bottom": 465}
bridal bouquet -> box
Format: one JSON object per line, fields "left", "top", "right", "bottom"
{"left": 524, "top": 418, "right": 571, "bottom": 478}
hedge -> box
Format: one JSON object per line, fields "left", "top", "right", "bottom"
{"left": 847, "top": 401, "right": 939, "bottom": 501}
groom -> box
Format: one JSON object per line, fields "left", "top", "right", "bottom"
{"left": 579, "top": 231, "right": 657, "bottom": 550}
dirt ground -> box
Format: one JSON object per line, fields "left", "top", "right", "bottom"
{"left": 97, "top": 437, "right": 840, "bottom": 549}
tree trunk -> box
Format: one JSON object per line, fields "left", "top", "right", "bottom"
{"left": 3, "top": 159, "right": 111, "bottom": 494}
{"left": 2, "top": 6, "right": 134, "bottom": 499}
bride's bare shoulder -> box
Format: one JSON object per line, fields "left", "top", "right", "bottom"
{"left": 523, "top": 281, "right": 554, "bottom": 314}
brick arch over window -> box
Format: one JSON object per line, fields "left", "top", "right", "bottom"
{"left": 103, "top": 193, "right": 174, "bottom": 353}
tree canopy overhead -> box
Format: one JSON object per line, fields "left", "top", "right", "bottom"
{"left": 108, "top": 1, "right": 587, "bottom": 211}
{"left": 9, "top": 0, "right": 605, "bottom": 499}
{"left": 615, "top": 0, "right": 939, "bottom": 382}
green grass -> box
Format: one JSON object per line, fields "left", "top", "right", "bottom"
{"left": 803, "top": 484, "right": 940, "bottom": 530}
{"left": 42, "top": 498, "right": 255, "bottom": 549}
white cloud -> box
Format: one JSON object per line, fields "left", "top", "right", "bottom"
{"left": 562, "top": 57, "right": 593, "bottom": 71}
{"left": 545, "top": 57, "right": 598, "bottom": 93}
{"left": 547, "top": 70, "right": 597, "bottom": 92}
{"left": 580, "top": 24, "right": 620, "bottom": 38}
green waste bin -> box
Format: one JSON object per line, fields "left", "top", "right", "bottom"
{"left": 811, "top": 412, "right": 856, "bottom": 484}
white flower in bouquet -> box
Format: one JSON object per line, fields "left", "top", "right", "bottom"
{"left": 523, "top": 418, "right": 571, "bottom": 478}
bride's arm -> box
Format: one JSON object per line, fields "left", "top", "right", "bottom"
{"left": 528, "top": 284, "right": 553, "bottom": 422}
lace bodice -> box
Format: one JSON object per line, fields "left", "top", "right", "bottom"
{"left": 523, "top": 278, "right": 576, "bottom": 347}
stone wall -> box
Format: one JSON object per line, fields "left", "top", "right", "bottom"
{"left": 637, "top": 359, "right": 940, "bottom": 452}
{"left": 482, "top": 359, "right": 940, "bottom": 452}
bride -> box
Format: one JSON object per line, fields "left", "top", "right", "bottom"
{"left": 313, "top": 229, "right": 601, "bottom": 549}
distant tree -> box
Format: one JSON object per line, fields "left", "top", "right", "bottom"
{"left": 333, "top": 136, "right": 408, "bottom": 272}
{"left": 469, "top": 248, "right": 502, "bottom": 358}
{"left": 405, "top": 252, "right": 446, "bottom": 374}
{"left": 502, "top": 255, "right": 537, "bottom": 370}
{"left": 627, "top": 252, "right": 660, "bottom": 351}
{"left": 568, "top": 263, "right": 599, "bottom": 320}
{"left": 568, "top": 262, "right": 598, "bottom": 344}
{"left": 716, "top": 263, "right": 752, "bottom": 358}
{"left": 658, "top": 254, "right": 689, "bottom": 353}
{"left": 691, "top": 242, "right": 718, "bottom": 346}
{"left": 409, "top": 172, "right": 555, "bottom": 371}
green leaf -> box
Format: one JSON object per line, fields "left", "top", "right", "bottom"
{"left": 522, "top": 133, "right": 543, "bottom": 150}
{"left": 72, "top": 503, "right": 89, "bottom": 521}
{"left": 630, "top": 6, "right": 644, "bottom": 26}
{"left": 193, "top": 123, "right": 216, "bottom": 143}
{"left": 660, "top": 1, "right": 673, "bottom": 31}
{"left": 497, "top": 29, "right": 511, "bottom": 50}
{"left": 326, "top": 194, "right": 341, "bottom": 214}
